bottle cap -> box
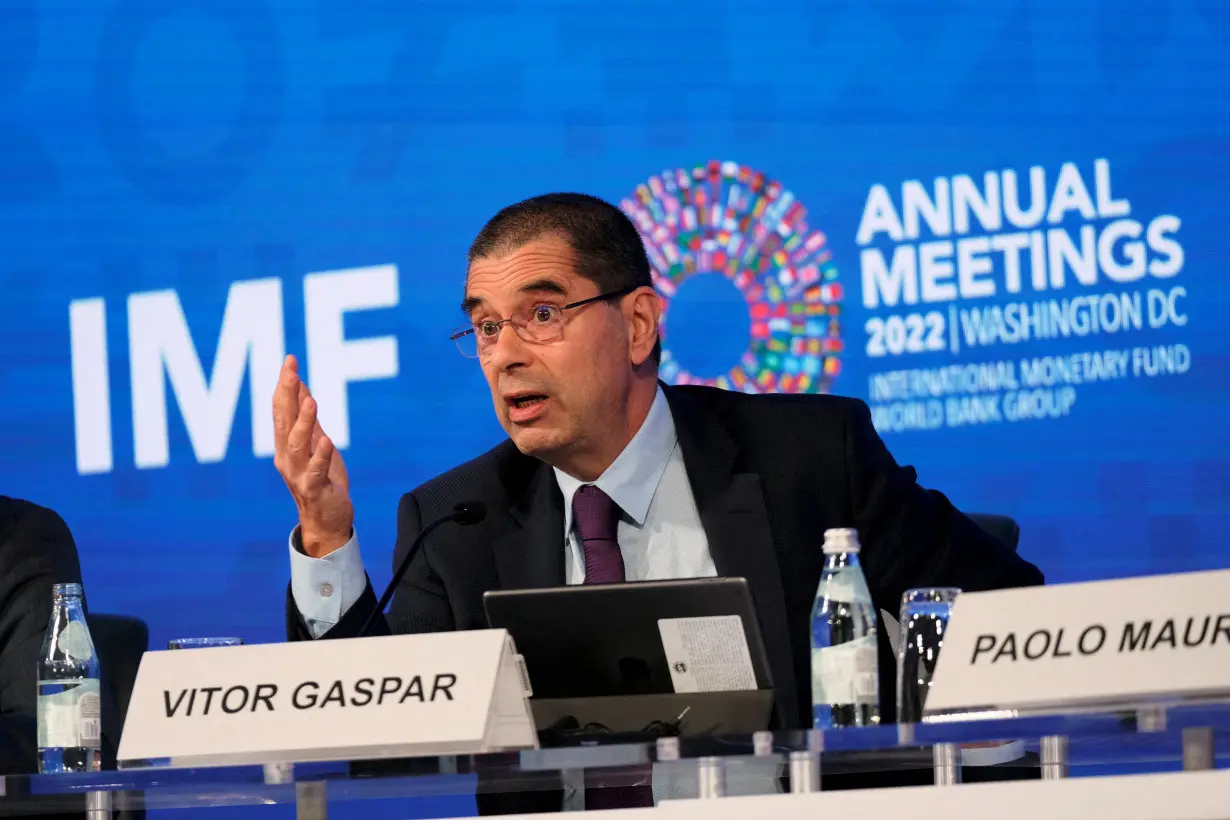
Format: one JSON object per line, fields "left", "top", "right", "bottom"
{"left": 822, "top": 528, "right": 861, "bottom": 555}
{"left": 52, "top": 582, "right": 83, "bottom": 598}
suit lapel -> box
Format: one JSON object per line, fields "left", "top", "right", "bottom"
{"left": 665, "top": 387, "right": 802, "bottom": 730}
{"left": 492, "top": 456, "right": 567, "bottom": 590}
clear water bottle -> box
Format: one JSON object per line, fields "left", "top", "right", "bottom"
{"left": 37, "top": 583, "right": 101, "bottom": 773}
{"left": 811, "top": 528, "right": 880, "bottom": 729}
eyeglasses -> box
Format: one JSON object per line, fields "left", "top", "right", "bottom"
{"left": 450, "top": 286, "right": 635, "bottom": 358}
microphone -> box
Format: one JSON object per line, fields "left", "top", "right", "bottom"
{"left": 359, "top": 501, "right": 487, "bottom": 637}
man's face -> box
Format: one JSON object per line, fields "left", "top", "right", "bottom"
{"left": 464, "top": 235, "right": 638, "bottom": 467}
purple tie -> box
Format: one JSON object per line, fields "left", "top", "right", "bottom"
{"left": 572, "top": 486, "right": 653, "bottom": 809}
{"left": 573, "top": 485, "right": 625, "bottom": 584}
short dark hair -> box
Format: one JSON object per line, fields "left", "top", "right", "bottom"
{"left": 468, "top": 193, "right": 660, "bottom": 362}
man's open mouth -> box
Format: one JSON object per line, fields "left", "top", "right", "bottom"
{"left": 508, "top": 394, "right": 547, "bottom": 409}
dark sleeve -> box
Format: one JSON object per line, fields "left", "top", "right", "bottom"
{"left": 0, "top": 503, "right": 84, "bottom": 774}
{"left": 285, "top": 492, "right": 455, "bottom": 641}
{"left": 841, "top": 399, "right": 1045, "bottom": 612}
{"left": 385, "top": 492, "right": 456, "bottom": 635}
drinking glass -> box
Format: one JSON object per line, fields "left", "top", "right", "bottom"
{"left": 895, "top": 587, "right": 960, "bottom": 723}
{"left": 167, "top": 637, "right": 244, "bottom": 650}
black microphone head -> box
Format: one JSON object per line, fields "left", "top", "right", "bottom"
{"left": 453, "top": 501, "right": 487, "bottom": 526}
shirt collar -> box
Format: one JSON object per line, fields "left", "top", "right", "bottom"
{"left": 555, "top": 385, "right": 677, "bottom": 531}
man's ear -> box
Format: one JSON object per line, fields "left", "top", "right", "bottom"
{"left": 625, "top": 287, "right": 662, "bottom": 367}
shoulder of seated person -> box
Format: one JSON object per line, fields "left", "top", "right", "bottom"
{"left": 407, "top": 439, "right": 526, "bottom": 508}
{"left": 670, "top": 384, "right": 864, "bottom": 426}
{"left": 0, "top": 496, "right": 71, "bottom": 541}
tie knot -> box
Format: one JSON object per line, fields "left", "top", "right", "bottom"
{"left": 572, "top": 484, "right": 619, "bottom": 542}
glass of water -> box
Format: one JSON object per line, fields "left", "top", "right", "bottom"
{"left": 896, "top": 587, "right": 961, "bottom": 724}
{"left": 167, "top": 637, "right": 244, "bottom": 650}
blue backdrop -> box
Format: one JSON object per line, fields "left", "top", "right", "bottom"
{"left": 1, "top": 0, "right": 1227, "bottom": 656}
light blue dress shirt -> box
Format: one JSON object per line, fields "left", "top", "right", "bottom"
{"left": 289, "top": 386, "right": 714, "bottom": 637}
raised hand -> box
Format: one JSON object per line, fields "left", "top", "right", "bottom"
{"left": 272, "top": 355, "right": 354, "bottom": 557}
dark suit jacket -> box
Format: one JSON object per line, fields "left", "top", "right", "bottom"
{"left": 0, "top": 497, "right": 118, "bottom": 776}
{"left": 289, "top": 385, "right": 1044, "bottom": 730}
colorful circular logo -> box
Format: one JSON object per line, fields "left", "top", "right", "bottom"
{"left": 621, "top": 161, "right": 843, "bottom": 394}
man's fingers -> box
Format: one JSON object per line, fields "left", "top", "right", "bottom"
{"left": 272, "top": 354, "right": 337, "bottom": 503}
{"left": 272, "top": 355, "right": 301, "bottom": 447}
{"left": 298, "top": 381, "right": 319, "bottom": 451}
{"left": 305, "top": 433, "right": 334, "bottom": 485}
{"left": 284, "top": 395, "right": 317, "bottom": 472}
{"left": 327, "top": 440, "right": 349, "bottom": 488}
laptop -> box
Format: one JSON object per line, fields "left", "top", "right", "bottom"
{"left": 483, "top": 578, "right": 776, "bottom": 736}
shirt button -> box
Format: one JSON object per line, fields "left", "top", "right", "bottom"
{"left": 320, "top": 583, "right": 334, "bottom": 598}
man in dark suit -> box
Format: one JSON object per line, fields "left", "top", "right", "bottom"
{"left": 0, "top": 500, "right": 133, "bottom": 820}
{"left": 0, "top": 496, "right": 106, "bottom": 775}
{"left": 275, "top": 192, "right": 1043, "bottom": 732}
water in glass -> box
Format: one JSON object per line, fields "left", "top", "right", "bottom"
{"left": 896, "top": 587, "right": 961, "bottom": 724}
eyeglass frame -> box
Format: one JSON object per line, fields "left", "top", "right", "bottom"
{"left": 449, "top": 285, "right": 638, "bottom": 358}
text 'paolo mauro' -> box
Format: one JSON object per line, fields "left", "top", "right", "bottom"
{"left": 162, "top": 674, "right": 457, "bottom": 717}
{"left": 971, "top": 615, "right": 1230, "bottom": 664}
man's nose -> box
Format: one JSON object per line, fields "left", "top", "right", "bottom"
{"left": 483, "top": 324, "right": 533, "bottom": 371}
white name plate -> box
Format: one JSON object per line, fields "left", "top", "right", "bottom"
{"left": 118, "top": 629, "right": 538, "bottom": 767}
{"left": 925, "top": 568, "right": 1230, "bottom": 718}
